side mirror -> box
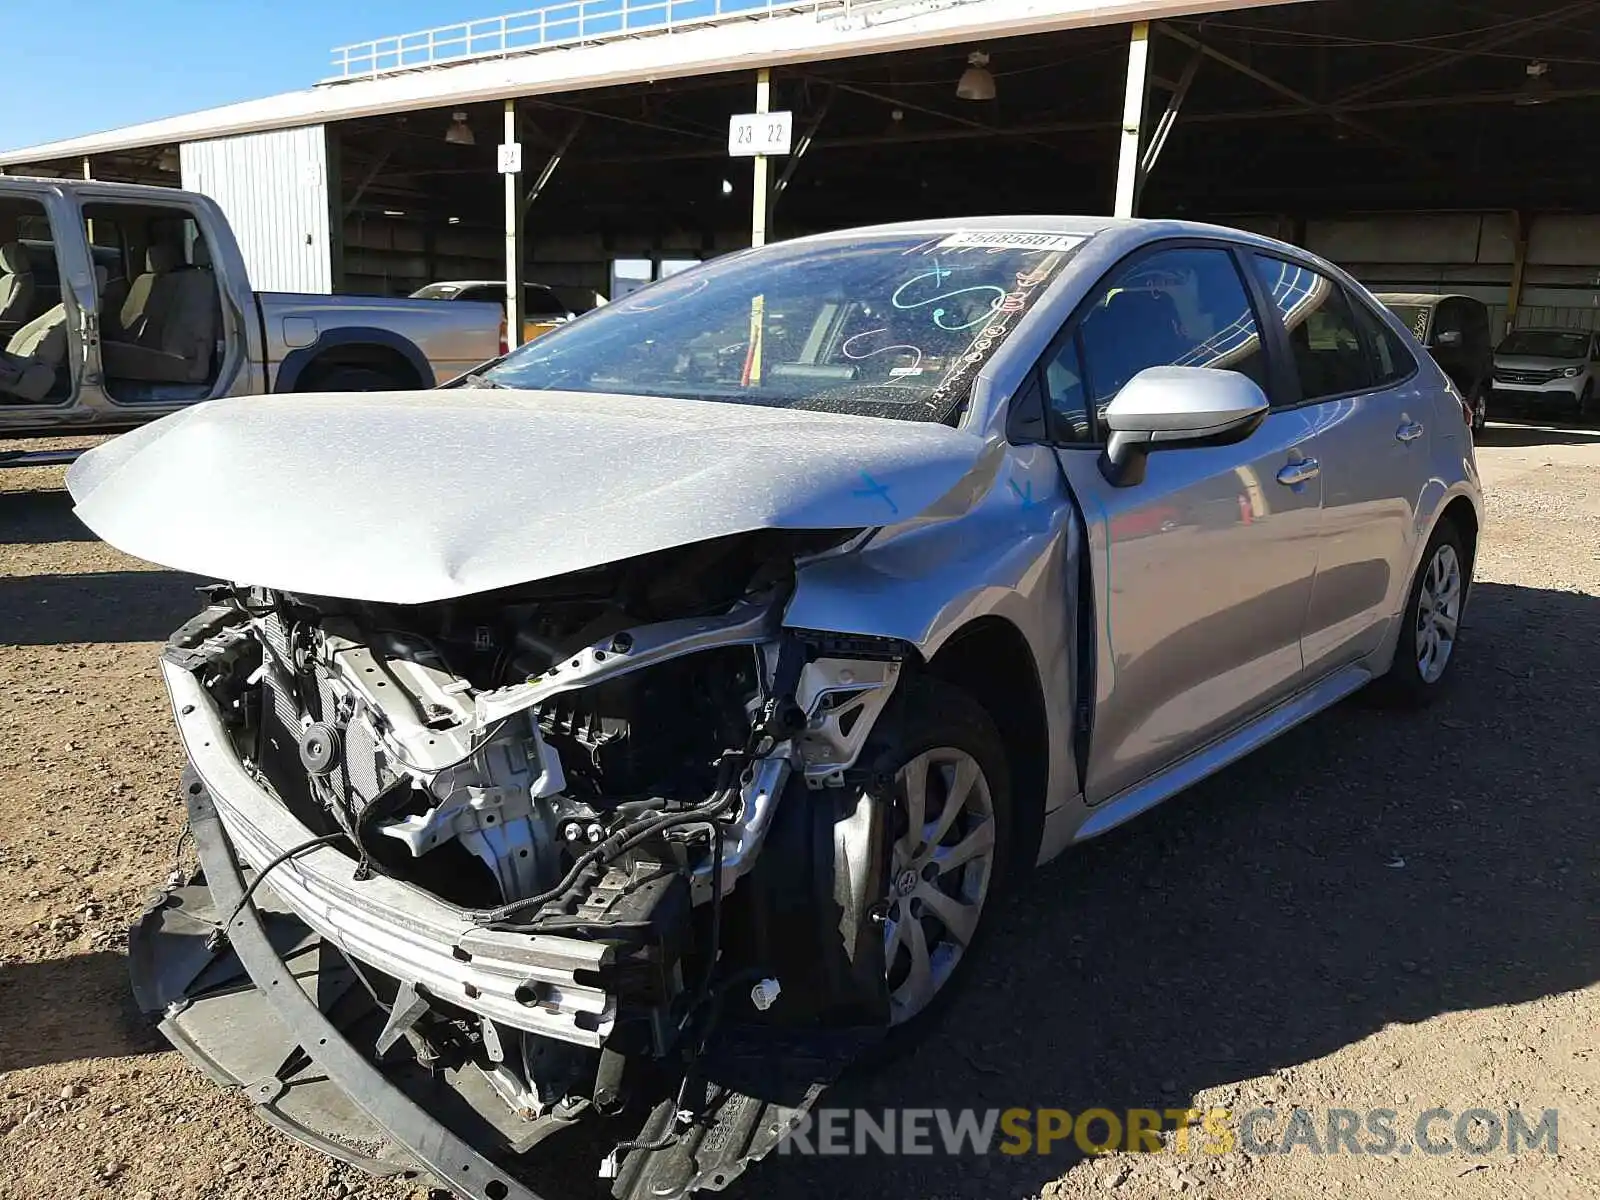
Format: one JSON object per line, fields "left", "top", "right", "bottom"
{"left": 1434, "top": 329, "right": 1463, "bottom": 347}
{"left": 1100, "top": 366, "right": 1270, "bottom": 487}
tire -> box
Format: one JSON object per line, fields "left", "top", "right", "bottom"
{"left": 858, "top": 675, "right": 1013, "bottom": 1047}
{"left": 1581, "top": 380, "right": 1594, "bottom": 420}
{"left": 1368, "top": 520, "right": 1470, "bottom": 708}
{"left": 302, "top": 366, "right": 404, "bottom": 393}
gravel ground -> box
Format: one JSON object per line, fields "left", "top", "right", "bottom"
{"left": 0, "top": 424, "right": 1595, "bottom": 1200}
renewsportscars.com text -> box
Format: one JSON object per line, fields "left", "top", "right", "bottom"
{"left": 775, "top": 1106, "right": 1559, "bottom": 1158}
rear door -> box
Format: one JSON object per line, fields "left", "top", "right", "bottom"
{"left": 1047, "top": 241, "right": 1325, "bottom": 805}
{"left": 1250, "top": 255, "right": 1428, "bottom": 677}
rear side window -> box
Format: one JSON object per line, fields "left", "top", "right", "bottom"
{"left": 1066, "top": 246, "right": 1265, "bottom": 429}
{"left": 1353, "top": 301, "right": 1418, "bottom": 386}
{"left": 1253, "top": 256, "right": 1373, "bottom": 401}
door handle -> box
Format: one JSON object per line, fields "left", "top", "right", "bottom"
{"left": 1276, "top": 457, "right": 1320, "bottom": 486}
{"left": 1396, "top": 420, "right": 1426, "bottom": 443}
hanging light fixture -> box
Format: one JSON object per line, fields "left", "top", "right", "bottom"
{"left": 885, "top": 107, "right": 906, "bottom": 136}
{"left": 444, "top": 111, "right": 476, "bottom": 145}
{"left": 956, "top": 50, "right": 996, "bottom": 102}
{"left": 1515, "top": 60, "right": 1552, "bottom": 106}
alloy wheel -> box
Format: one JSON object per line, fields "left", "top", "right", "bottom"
{"left": 882, "top": 747, "right": 997, "bottom": 1025}
{"left": 1415, "top": 542, "right": 1463, "bottom": 684}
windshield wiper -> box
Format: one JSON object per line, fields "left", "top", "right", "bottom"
{"left": 455, "top": 371, "right": 509, "bottom": 389}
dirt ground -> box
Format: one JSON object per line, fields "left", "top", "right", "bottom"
{"left": 0, "top": 424, "right": 1595, "bottom": 1200}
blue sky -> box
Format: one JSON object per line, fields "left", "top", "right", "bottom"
{"left": 0, "top": 0, "right": 496, "bottom": 152}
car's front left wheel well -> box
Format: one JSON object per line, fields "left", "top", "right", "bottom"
{"left": 924, "top": 616, "right": 1048, "bottom": 875}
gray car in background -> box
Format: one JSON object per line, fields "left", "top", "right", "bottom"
{"left": 69, "top": 217, "right": 1482, "bottom": 1200}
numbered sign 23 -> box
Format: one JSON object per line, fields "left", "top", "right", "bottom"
{"left": 727, "top": 111, "right": 793, "bottom": 157}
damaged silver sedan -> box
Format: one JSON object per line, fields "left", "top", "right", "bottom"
{"left": 69, "top": 217, "right": 1482, "bottom": 1199}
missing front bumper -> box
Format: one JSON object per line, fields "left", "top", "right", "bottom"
{"left": 133, "top": 777, "right": 878, "bottom": 1200}
{"left": 138, "top": 778, "right": 553, "bottom": 1199}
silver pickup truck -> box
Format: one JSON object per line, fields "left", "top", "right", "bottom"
{"left": 0, "top": 177, "right": 501, "bottom": 466}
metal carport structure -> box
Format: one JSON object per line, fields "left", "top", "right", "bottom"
{"left": 5, "top": 0, "right": 1600, "bottom": 344}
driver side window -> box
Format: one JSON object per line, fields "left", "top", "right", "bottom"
{"left": 1045, "top": 245, "right": 1267, "bottom": 442}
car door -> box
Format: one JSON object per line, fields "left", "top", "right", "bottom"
{"left": 1249, "top": 254, "right": 1428, "bottom": 677}
{"left": 0, "top": 181, "right": 104, "bottom": 434}
{"left": 1045, "top": 241, "right": 1325, "bottom": 805}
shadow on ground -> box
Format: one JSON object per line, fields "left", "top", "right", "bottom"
{"left": 1479, "top": 419, "right": 1600, "bottom": 448}
{"left": 0, "top": 489, "right": 98, "bottom": 545}
{"left": 741, "top": 580, "right": 1600, "bottom": 1199}
{"left": 0, "top": 951, "right": 167, "bottom": 1072}
{"left": 0, "top": 570, "right": 203, "bottom": 644}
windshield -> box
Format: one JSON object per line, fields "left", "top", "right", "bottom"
{"left": 479, "top": 230, "right": 1087, "bottom": 424}
{"left": 1499, "top": 330, "right": 1590, "bottom": 358}
{"left": 1383, "top": 304, "right": 1431, "bottom": 344}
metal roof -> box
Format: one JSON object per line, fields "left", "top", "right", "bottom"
{"left": 0, "top": 0, "right": 1303, "bottom": 165}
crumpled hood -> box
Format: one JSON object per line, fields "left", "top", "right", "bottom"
{"left": 68, "top": 389, "right": 986, "bottom": 604}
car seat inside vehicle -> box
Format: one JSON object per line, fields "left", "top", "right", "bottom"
{"left": 0, "top": 196, "right": 76, "bottom": 405}
{"left": 102, "top": 238, "right": 220, "bottom": 387}
{"left": 71, "top": 198, "right": 227, "bottom": 403}
{"left": 0, "top": 242, "right": 35, "bottom": 335}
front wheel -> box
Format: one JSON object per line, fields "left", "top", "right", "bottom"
{"left": 1580, "top": 380, "right": 1595, "bottom": 419}
{"left": 864, "top": 676, "right": 1012, "bottom": 1037}
{"left": 1369, "top": 521, "right": 1469, "bottom": 707}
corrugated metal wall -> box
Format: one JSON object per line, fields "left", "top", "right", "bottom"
{"left": 180, "top": 126, "right": 332, "bottom": 294}
{"left": 1288, "top": 213, "right": 1600, "bottom": 336}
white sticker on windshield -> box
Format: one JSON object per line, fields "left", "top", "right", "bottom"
{"left": 936, "top": 230, "right": 1088, "bottom": 252}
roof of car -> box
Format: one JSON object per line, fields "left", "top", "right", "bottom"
{"left": 423, "top": 280, "right": 556, "bottom": 289}
{"left": 1373, "top": 292, "right": 1483, "bottom": 306}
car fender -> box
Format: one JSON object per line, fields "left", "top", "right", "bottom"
{"left": 786, "top": 441, "right": 1082, "bottom": 828}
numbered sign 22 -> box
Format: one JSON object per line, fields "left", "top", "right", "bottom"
{"left": 727, "top": 111, "right": 793, "bottom": 158}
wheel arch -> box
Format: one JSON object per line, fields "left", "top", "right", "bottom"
{"left": 1438, "top": 493, "right": 1480, "bottom": 579}
{"left": 922, "top": 614, "right": 1049, "bottom": 875}
{"left": 274, "top": 327, "right": 432, "bottom": 393}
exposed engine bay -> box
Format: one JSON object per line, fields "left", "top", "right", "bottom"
{"left": 136, "top": 529, "right": 911, "bottom": 1199}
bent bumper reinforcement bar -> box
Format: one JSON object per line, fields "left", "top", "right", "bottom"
{"left": 182, "top": 778, "right": 549, "bottom": 1200}
{"left": 164, "top": 658, "right": 616, "bottom": 1047}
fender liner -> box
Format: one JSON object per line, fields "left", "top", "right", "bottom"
{"left": 272, "top": 326, "right": 432, "bottom": 393}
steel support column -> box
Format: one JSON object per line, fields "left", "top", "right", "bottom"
{"left": 504, "top": 99, "right": 523, "bottom": 351}
{"left": 751, "top": 68, "right": 771, "bottom": 247}
{"left": 1506, "top": 210, "right": 1530, "bottom": 337}
{"left": 1114, "top": 22, "right": 1150, "bottom": 219}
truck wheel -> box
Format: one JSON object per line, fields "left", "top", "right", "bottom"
{"left": 303, "top": 366, "right": 403, "bottom": 392}
{"left": 863, "top": 676, "right": 1012, "bottom": 1041}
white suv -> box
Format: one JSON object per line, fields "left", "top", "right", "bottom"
{"left": 1493, "top": 327, "right": 1598, "bottom": 416}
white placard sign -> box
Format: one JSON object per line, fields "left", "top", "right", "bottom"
{"left": 728, "top": 111, "right": 793, "bottom": 158}
{"left": 497, "top": 142, "right": 523, "bottom": 174}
